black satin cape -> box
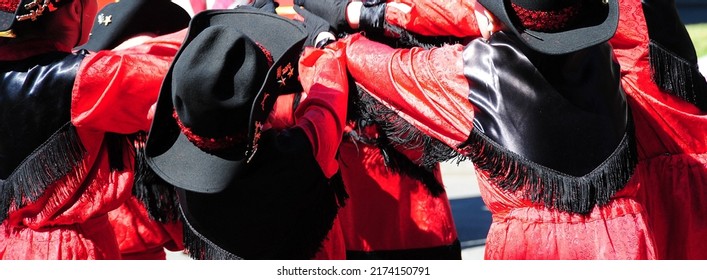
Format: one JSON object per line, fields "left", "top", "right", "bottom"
{"left": 459, "top": 32, "right": 637, "bottom": 214}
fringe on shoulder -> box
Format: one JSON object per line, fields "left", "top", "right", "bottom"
{"left": 0, "top": 123, "right": 86, "bottom": 223}
{"left": 648, "top": 40, "right": 707, "bottom": 111}
{"left": 131, "top": 131, "right": 182, "bottom": 223}
{"left": 350, "top": 84, "right": 468, "bottom": 196}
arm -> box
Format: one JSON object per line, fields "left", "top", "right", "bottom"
{"left": 343, "top": 33, "right": 473, "bottom": 149}
{"left": 383, "top": 0, "right": 480, "bottom": 38}
{"left": 348, "top": 0, "right": 480, "bottom": 38}
{"left": 295, "top": 40, "right": 350, "bottom": 178}
{"left": 71, "top": 29, "right": 187, "bottom": 134}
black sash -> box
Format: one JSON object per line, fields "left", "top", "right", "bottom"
{"left": 460, "top": 32, "right": 637, "bottom": 214}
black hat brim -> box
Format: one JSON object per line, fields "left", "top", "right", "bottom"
{"left": 146, "top": 9, "right": 306, "bottom": 193}
{"left": 477, "top": 0, "right": 619, "bottom": 55}
{"left": 77, "top": 0, "right": 191, "bottom": 51}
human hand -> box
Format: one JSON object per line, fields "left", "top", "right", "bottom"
{"left": 359, "top": 0, "right": 386, "bottom": 35}
{"left": 251, "top": 0, "right": 278, "bottom": 13}
{"left": 293, "top": 0, "right": 350, "bottom": 32}
{"left": 294, "top": 5, "right": 336, "bottom": 48}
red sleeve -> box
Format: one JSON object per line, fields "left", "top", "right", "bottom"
{"left": 295, "top": 41, "right": 349, "bottom": 178}
{"left": 385, "top": 0, "right": 480, "bottom": 38}
{"left": 71, "top": 29, "right": 187, "bottom": 134}
{"left": 343, "top": 34, "right": 473, "bottom": 149}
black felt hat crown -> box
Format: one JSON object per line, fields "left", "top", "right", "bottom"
{"left": 146, "top": 9, "right": 306, "bottom": 194}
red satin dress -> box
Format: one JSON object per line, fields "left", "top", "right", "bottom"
{"left": 337, "top": 126, "right": 459, "bottom": 258}
{"left": 342, "top": 32, "right": 657, "bottom": 259}
{"left": 609, "top": 0, "right": 707, "bottom": 260}
{"left": 356, "top": 0, "right": 706, "bottom": 260}
{"left": 0, "top": 31, "right": 184, "bottom": 260}
{"left": 107, "top": 196, "right": 184, "bottom": 260}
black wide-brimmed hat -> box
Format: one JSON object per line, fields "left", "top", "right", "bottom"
{"left": 145, "top": 9, "right": 343, "bottom": 260}
{"left": 146, "top": 8, "right": 306, "bottom": 194}
{"left": 477, "top": 0, "right": 619, "bottom": 55}
{"left": 76, "top": 0, "right": 190, "bottom": 51}
{"left": 0, "top": 0, "right": 72, "bottom": 37}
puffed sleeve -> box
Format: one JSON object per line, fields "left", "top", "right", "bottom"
{"left": 71, "top": 29, "right": 187, "bottom": 134}
{"left": 384, "top": 0, "right": 480, "bottom": 38}
{"left": 295, "top": 41, "right": 349, "bottom": 178}
{"left": 343, "top": 33, "right": 473, "bottom": 149}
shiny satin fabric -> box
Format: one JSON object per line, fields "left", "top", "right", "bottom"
{"left": 383, "top": 0, "right": 480, "bottom": 39}
{"left": 337, "top": 140, "right": 460, "bottom": 259}
{"left": 0, "top": 51, "right": 84, "bottom": 178}
{"left": 463, "top": 32, "right": 629, "bottom": 177}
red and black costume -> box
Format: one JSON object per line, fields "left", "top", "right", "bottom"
{"left": 337, "top": 0, "right": 667, "bottom": 259}
{"left": 339, "top": 0, "right": 706, "bottom": 259}
{"left": 144, "top": 9, "right": 348, "bottom": 260}
{"left": 0, "top": 0, "right": 184, "bottom": 259}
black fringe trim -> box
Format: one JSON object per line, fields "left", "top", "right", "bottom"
{"left": 177, "top": 174, "right": 343, "bottom": 260}
{"left": 354, "top": 84, "right": 467, "bottom": 169}
{"left": 179, "top": 205, "right": 244, "bottom": 260}
{"left": 0, "top": 123, "right": 86, "bottom": 223}
{"left": 105, "top": 133, "right": 126, "bottom": 171}
{"left": 131, "top": 132, "right": 181, "bottom": 223}
{"left": 329, "top": 170, "right": 350, "bottom": 208}
{"left": 381, "top": 22, "right": 463, "bottom": 50}
{"left": 648, "top": 40, "right": 707, "bottom": 111}
{"left": 459, "top": 119, "right": 638, "bottom": 215}
{"left": 346, "top": 239, "right": 462, "bottom": 260}
{"left": 350, "top": 84, "right": 468, "bottom": 196}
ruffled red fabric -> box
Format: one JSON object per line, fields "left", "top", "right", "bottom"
{"left": 296, "top": 41, "right": 350, "bottom": 178}
{"left": 107, "top": 197, "right": 184, "bottom": 260}
{"left": 72, "top": 30, "right": 186, "bottom": 132}
{"left": 0, "top": 127, "right": 131, "bottom": 259}
{"left": 0, "top": 30, "right": 185, "bottom": 260}
{"left": 343, "top": 34, "right": 473, "bottom": 149}
{"left": 337, "top": 139, "right": 458, "bottom": 252}
{"left": 609, "top": 0, "right": 707, "bottom": 259}
{"left": 480, "top": 169, "right": 656, "bottom": 259}
{"left": 384, "top": 0, "right": 480, "bottom": 39}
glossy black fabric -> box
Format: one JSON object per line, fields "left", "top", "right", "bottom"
{"left": 641, "top": 0, "right": 698, "bottom": 64}
{"left": 0, "top": 51, "right": 84, "bottom": 178}
{"left": 462, "top": 32, "right": 628, "bottom": 176}
{"left": 177, "top": 127, "right": 339, "bottom": 260}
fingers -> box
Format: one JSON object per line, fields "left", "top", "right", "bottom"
{"left": 293, "top": 4, "right": 311, "bottom": 17}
